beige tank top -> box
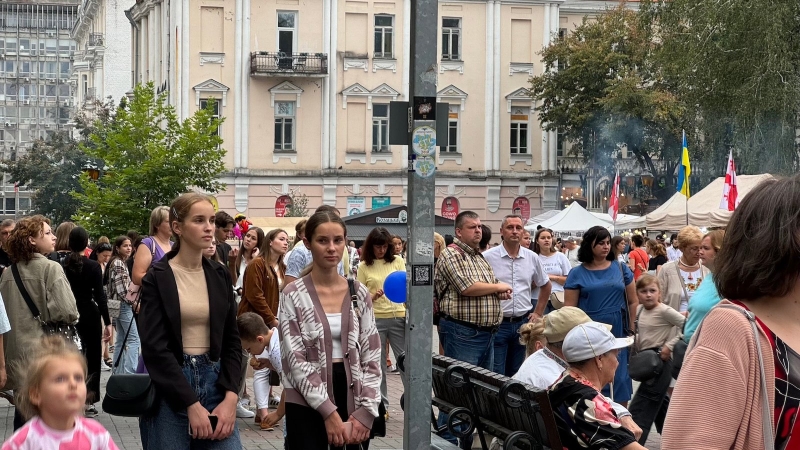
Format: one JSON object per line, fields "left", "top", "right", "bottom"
{"left": 169, "top": 260, "right": 211, "bottom": 355}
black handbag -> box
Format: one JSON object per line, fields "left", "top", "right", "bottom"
{"left": 627, "top": 306, "right": 664, "bottom": 382}
{"left": 101, "top": 300, "right": 159, "bottom": 417}
{"left": 10, "top": 264, "right": 81, "bottom": 349}
{"left": 347, "top": 278, "right": 386, "bottom": 438}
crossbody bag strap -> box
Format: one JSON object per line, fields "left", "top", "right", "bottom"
{"left": 348, "top": 278, "right": 361, "bottom": 319}
{"left": 692, "top": 303, "right": 774, "bottom": 450}
{"left": 11, "top": 264, "right": 42, "bottom": 321}
{"left": 674, "top": 262, "right": 690, "bottom": 305}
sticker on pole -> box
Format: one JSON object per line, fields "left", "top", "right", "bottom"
{"left": 413, "top": 155, "right": 436, "bottom": 178}
{"left": 411, "top": 126, "right": 436, "bottom": 156}
{"left": 412, "top": 264, "right": 433, "bottom": 286}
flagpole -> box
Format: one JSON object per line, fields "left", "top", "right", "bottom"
{"left": 682, "top": 130, "right": 688, "bottom": 226}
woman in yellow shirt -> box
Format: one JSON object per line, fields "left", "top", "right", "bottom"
{"left": 357, "top": 227, "right": 407, "bottom": 413}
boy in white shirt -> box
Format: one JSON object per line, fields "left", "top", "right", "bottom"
{"left": 236, "top": 312, "right": 284, "bottom": 431}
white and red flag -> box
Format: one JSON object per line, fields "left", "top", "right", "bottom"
{"left": 719, "top": 150, "right": 739, "bottom": 211}
{"left": 608, "top": 170, "right": 620, "bottom": 222}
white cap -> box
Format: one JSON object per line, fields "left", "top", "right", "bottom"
{"left": 562, "top": 322, "right": 634, "bottom": 363}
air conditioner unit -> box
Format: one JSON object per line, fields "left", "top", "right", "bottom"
{"left": 23, "top": 100, "right": 29, "bottom": 105}
{"left": 44, "top": 124, "right": 50, "bottom": 128}
{"left": 47, "top": 78, "right": 55, "bottom": 82}
{"left": 4, "top": 122, "right": 10, "bottom": 128}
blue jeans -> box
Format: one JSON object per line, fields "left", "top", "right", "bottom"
{"left": 492, "top": 319, "right": 526, "bottom": 376}
{"left": 140, "top": 354, "right": 241, "bottom": 450}
{"left": 112, "top": 303, "right": 140, "bottom": 374}
{"left": 437, "top": 317, "right": 496, "bottom": 449}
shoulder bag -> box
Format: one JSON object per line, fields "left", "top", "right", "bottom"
{"left": 617, "top": 261, "right": 633, "bottom": 337}
{"left": 348, "top": 278, "right": 386, "bottom": 438}
{"left": 627, "top": 305, "right": 664, "bottom": 382}
{"left": 11, "top": 264, "right": 81, "bottom": 350}
{"left": 124, "top": 238, "right": 156, "bottom": 305}
{"left": 690, "top": 303, "right": 773, "bottom": 450}
{"left": 101, "top": 298, "right": 158, "bottom": 417}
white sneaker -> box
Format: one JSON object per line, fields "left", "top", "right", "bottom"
{"left": 236, "top": 403, "right": 255, "bottom": 418}
{"left": 100, "top": 360, "right": 111, "bottom": 372}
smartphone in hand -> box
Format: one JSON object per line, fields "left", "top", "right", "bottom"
{"left": 342, "top": 421, "right": 353, "bottom": 443}
{"left": 188, "top": 415, "right": 219, "bottom": 436}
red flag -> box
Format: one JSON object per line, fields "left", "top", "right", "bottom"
{"left": 608, "top": 170, "right": 620, "bottom": 222}
{"left": 719, "top": 150, "right": 739, "bottom": 211}
{"left": 13, "top": 182, "right": 18, "bottom": 193}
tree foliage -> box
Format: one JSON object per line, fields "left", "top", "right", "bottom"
{"left": 73, "top": 82, "right": 226, "bottom": 237}
{"left": 0, "top": 132, "right": 86, "bottom": 224}
{"left": 285, "top": 191, "right": 309, "bottom": 217}
{"left": 530, "top": 6, "right": 688, "bottom": 199}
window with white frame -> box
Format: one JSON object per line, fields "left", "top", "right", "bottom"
{"left": 274, "top": 101, "right": 295, "bottom": 152}
{"left": 442, "top": 18, "right": 461, "bottom": 61}
{"left": 374, "top": 15, "right": 394, "bottom": 59}
{"left": 200, "top": 98, "right": 221, "bottom": 137}
{"left": 446, "top": 104, "right": 459, "bottom": 153}
{"left": 372, "top": 104, "right": 389, "bottom": 152}
{"left": 510, "top": 108, "right": 529, "bottom": 154}
{"left": 277, "top": 12, "right": 297, "bottom": 55}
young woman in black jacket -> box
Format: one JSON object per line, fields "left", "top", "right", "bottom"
{"left": 138, "top": 193, "right": 243, "bottom": 449}
{"left": 62, "top": 226, "right": 112, "bottom": 418}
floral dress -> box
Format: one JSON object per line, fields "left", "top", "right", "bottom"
{"left": 547, "top": 370, "right": 636, "bottom": 450}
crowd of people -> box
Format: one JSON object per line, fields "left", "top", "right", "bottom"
{"left": 0, "top": 173, "right": 796, "bottom": 450}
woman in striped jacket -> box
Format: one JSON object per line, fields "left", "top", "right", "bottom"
{"left": 279, "top": 210, "right": 381, "bottom": 450}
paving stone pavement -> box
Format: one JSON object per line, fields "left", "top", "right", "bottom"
{"left": 0, "top": 331, "right": 662, "bottom": 449}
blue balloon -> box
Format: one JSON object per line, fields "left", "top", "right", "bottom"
{"left": 383, "top": 271, "right": 407, "bottom": 303}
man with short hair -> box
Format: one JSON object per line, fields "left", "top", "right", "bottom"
{"left": 0, "top": 219, "right": 14, "bottom": 273}
{"left": 214, "top": 211, "right": 236, "bottom": 266}
{"left": 667, "top": 234, "right": 682, "bottom": 262}
{"left": 627, "top": 235, "right": 650, "bottom": 280}
{"left": 563, "top": 236, "right": 580, "bottom": 268}
{"left": 483, "top": 215, "right": 551, "bottom": 376}
{"left": 435, "top": 211, "right": 511, "bottom": 448}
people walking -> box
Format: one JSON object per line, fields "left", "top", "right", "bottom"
{"left": 106, "top": 236, "right": 137, "bottom": 374}
{"left": 138, "top": 193, "right": 243, "bottom": 449}
{"left": 656, "top": 226, "right": 708, "bottom": 314}
{"left": 61, "top": 227, "right": 112, "bottom": 418}
{"left": 0, "top": 215, "right": 78, "bottom": 430}
{"left": 483, "top": 215, "right": 551, "bottom": 376}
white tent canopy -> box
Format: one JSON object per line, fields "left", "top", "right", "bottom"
{"left": 525, "top": 202, "right": 613, "bottom": 234}
{"left": 591, "top": 212, "right": 644, "bottom": 230}
{"left": 646, "top": 174, "right": 773, "bottom": 229}
{"left": 525, "top": 210, "right": 560, "bottom": 228}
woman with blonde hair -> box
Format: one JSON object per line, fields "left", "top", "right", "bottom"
{"left": 646, "top": 239, "right": 667, "bottom": 274}
{"left": 681, "top": 229, "right": 725, "bottom": 343}
{"left": 132, "top": 206, "right": 172, "bottom": 285}
{"left": 656, "top": 226, "right": 709, "bottom": 314}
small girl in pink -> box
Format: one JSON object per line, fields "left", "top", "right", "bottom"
{"left": 2, "top": 336, "right": 118, "bottom": 450}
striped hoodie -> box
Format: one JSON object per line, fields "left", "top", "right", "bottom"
{"left": 278, "top": 275, "right": 382, "bottom": 429}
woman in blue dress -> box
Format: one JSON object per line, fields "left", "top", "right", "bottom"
{"left": 564, "top": 226, "right": 638, "bottom": 405}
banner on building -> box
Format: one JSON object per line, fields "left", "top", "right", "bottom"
{"left": 372, "top": 196, "right": 391, "bottom": 210}
{"left": 275, "top": 195, "right": 292, "bottom": 217}
{"left": 441, "top": 197, "right": 460, "bottom": 221}
{"left": 347, "top": 197, "right": 367, "bottom": 216}
{"left": 512, "top": 197, "right": 531, "bottom": 222}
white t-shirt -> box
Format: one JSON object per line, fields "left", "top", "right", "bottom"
{"left": 677, "top": 268, "right": 704, "bottom": 313}
{"left": 537, "top": 253, "right": 572, "bottom": 293}
{"left": 256, "top": 328, "right": 282, "bottom": 373}
{"left": 667, "top": 246, "right": 682, "bottom": 263}
{"left": 564, "top": 248, "right": 580, "bottom": 268}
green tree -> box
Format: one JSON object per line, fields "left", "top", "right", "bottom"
{"left": 654, "top": 0, "right": 800, "bottom": 177}
{"left": 73, "top": 82, "right": 226, "bottom": 237}
{"left": 285, "top": 191, "right": 309, "bottom": 217}
{"left": 0, "top": 132, "right": 86, "bottom": 224}
{"left": 530, "top": 5, "right": 688, "bottom": 199}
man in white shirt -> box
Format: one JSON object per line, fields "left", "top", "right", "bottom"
{"left": 483, "top": 215, "right": 551, "bottom": 376}
{"left": 666, "top": 233, "right": 682, "bottom": 262}
{"left": 562, "top": 236, "right": 580, "bottom": 268}
{"left": 513, "top": 307, "right": 642, "bottom": 441}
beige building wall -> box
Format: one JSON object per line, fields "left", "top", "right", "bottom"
{"left": 128, "top": 0, "right": 631, "bottom": 232}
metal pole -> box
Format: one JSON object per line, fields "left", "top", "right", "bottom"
{"left": 404, "top": 0, "right": 437, "bottom": 448}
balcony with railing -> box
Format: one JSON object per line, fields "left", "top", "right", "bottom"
{"left": 87, "top": 33, "right": 104, "bottom": 48}
{"left": 250, "top": 52, "right": 328, "bottom": 77}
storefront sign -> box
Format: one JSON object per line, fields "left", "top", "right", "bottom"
{"left": 376, "top": 210, "right": 408, "bottom": 224}
{"left": 512, "top": 197, "right": 531, "bottom": 221}
{"left": 372, "top": 196, "right": 391, "bottom": 209}
{"left": 275, "top": 195, "right": 292, "bottom": 217}
{"left": 441, "top": 197, "right": 460, "bottom": 221}
{"left": 346, "top": 196, "right": 367, "bottom": 216}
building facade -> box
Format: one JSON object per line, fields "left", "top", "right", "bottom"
{"left": 71, "top": 0, "right": 133, "bottom": 110}
{"left": 0, "top": 1, "right": 78, "bottom": 219}
{"left": 128, "top": 0, "right": 632, "bottom": 230}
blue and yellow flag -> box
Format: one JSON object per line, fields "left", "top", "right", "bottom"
{"left": 677, "top": 131, "right": 691, "bottom": 197}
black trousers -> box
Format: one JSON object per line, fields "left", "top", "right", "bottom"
{"left": 628, "top": 358, "right": 673, "bottom": 444}
{"left": 76, "top": 303, "right": 102, "bottom": 404}
{"left": 285, "top": 363, "right": 372, "bottom": 450}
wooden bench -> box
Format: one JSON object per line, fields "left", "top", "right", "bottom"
{"left": 431, "top": 354, "right": 562, "bottom": 450}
